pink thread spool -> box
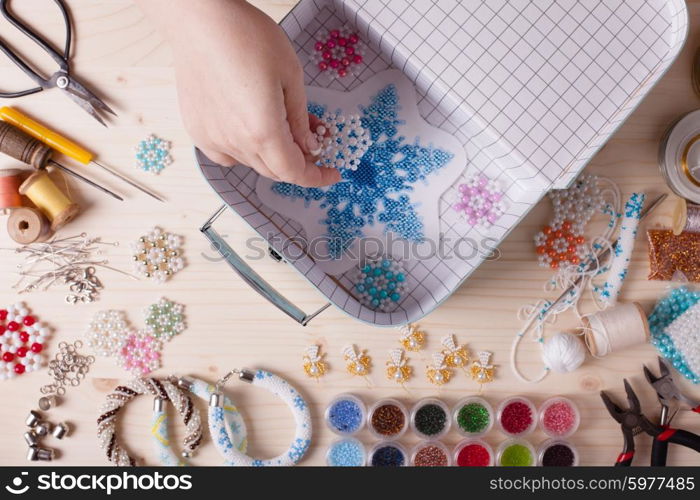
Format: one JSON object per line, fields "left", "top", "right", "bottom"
{"left": 0, "top": 168, "right": 23, "bottom": 213}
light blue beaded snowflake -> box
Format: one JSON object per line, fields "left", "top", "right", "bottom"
{"left": 353, "top": 256, "right": 406, "bottom": 311}
{"left": 648, "top": 287, "right": 700, "bottom": 384}
{"left": 272, "top": 83, "right": 453, "bottom": 259}
{"left": 135, "top": 134, "right": 172, "bottom": 175}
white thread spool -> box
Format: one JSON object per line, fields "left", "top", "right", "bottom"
{"left": 583, "top": 302, "right": 650, "bottom": 357}
{"left": 541, "top": 332, "right": 587, "bottom": 373}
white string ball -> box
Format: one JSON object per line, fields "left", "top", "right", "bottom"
{"left": 541, "top": 332, "right": 586, "bottom": 374}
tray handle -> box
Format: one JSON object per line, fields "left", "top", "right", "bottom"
{"left": 200, "top": 205, "right": 331, "bottom": 326}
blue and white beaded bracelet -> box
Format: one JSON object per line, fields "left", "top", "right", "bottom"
{"left": 209, "top": 369, "right": 312, "bottom": 466}
{"left": 151, "top": 376, "right": 248, "bottom": 466}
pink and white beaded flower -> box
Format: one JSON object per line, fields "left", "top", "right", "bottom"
{"left": 0, "top": 302, "right": 49, "bottom": 380}
{"left": 311, "top": 26, "right": 365, "bottom": 79}
{"left": 453, "top": 174, "right": 505, "bottom": 228}
{"left": 117, "top": 330, "right": 162, "bottom": 376}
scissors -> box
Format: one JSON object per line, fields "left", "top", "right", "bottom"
{"left": 0, "top": 0, "right": 116, "bottom": 126}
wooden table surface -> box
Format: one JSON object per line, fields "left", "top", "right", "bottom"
{"left": 1, "top": 0, "right": 699, "bottom": 467}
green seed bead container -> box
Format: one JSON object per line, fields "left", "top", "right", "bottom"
{"left": 496, "top": 438, "right": 536, "bottom": 467}
{"left": 453, "top": 396, "right": 494, "bottom": 437}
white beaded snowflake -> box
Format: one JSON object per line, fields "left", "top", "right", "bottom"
{"left": 313, "top": 111, "right": 372, "bottom": 171}
{"left": 85, "top": 310, "right": 130, "bottom": 357}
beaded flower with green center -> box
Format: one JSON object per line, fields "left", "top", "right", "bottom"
{"left": 144, "top": 297, "right": 185, "bottom": 340}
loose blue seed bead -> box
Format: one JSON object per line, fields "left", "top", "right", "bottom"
{"left": 396, "top": 273, "right": 405, "bottom": 282}
{"left": 391, "top": 293, "right": 400, "bottom": 302}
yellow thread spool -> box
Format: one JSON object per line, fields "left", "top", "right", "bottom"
{"left": 19, "top": 171, "right": 80, "bottom": 231}
{"left": 7, "top": 207, "right": 50, "bottom": 244}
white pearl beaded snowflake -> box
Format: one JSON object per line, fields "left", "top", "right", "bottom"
{"left": 144, "top": 297, "right": 185, "bottom": 340}
{"left": 85, "top": 310, "right": 130, "bottom": 357}
{"left": 664, "top": 301, "right": 700, "bottom": 380}
{"left": 353, "top": 256, "right": 406, "bottom": 312}
{"left": 547, "top": 173, "right": 604, "bottom": 234}
{"left": 131, "top": 227, "right": 185, "bottom": 284}
{"left": 313, "top": 112, "right": 372, "bottom": 171}
{"left": 0, "top": 302, "right": 49, "bottom": 380}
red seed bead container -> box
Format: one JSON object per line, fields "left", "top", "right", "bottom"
{"left": 367, "top": 398, "right": 408, "bottom": 439}
{"left": 539, "top": 396, "right": 580, "bottom": 438}
{"left": 497, "top": 396, "right": 537, "bottom": 437}
{"left": 454, "top": 438, "right": 494, "bottom": 467}
{"left": 538, "top": 438, "right": 579, "bottom": 466}
{"left": 411, "top": 440, "right": 452, "bottom": 467}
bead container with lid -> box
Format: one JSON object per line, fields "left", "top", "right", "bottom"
{"left": 367, "top": 398, "right": 408, "bottom": 439}
{"left": 410, "top": 398, "right": 451, "bottom": 439}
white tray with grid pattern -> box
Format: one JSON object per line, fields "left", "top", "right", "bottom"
{"left": 197, "top": 0, "right": 688, "bottom": 326}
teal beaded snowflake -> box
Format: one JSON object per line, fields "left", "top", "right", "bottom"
{"left": 143, "top": 297, "right": 186, "bottom": 341}
{"left": 353, "top": 256, "right": 406, "bottom": 311}
{"left": 648, "top": 287, "right": 700, "bottom": 384}
{"left": 135, "top": 134, "right": 172, "bottom": 175}
{"left": 272, "top": 83, "right": 453, "bottom": 259}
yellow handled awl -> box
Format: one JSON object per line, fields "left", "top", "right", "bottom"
{"left": 0, "top": 107, "right": 164, "bottom": 202}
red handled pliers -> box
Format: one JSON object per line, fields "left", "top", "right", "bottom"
{"left": 644, "top": 356, "right": 700, "bottom": 466}
{"left": 600, "top": 379, "right": 700, "bottom": 466}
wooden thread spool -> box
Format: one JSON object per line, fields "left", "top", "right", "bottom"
{"left": 0, "top": 121, "right": 53, "bottom": 168}
{"left": 583, "top": 302, "right": 650, "bottom": 357}
{"left": 7, "top": 207, "right": 50, "bottom": 244}
{"left": 19, "top": 171, "right": 79, "bottom": 231}
{"left": 0, "top": 168, "right": 23, "bottom": 213}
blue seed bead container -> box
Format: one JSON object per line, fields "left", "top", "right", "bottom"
{"left": 367, "top": 441, "right": 408, "bottom": 467}
{"left": 326, "top": 437, "right": 366, "bottom": 467}
{"left": 325, "top": 393, "right": 367, "bottom": 436}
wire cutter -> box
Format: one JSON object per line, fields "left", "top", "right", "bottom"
{"left": 601, "top": 379, "right": 700, "bottom": 466}
{"left": 0, "top": 0, "right": 116, "bottom": 126}
{"left": 644, "top": 356, "right": 700, "bottom": 465}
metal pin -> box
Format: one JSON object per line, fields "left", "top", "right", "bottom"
{"left": 52, "top": 422, "right": 69, "bottom": 440}
{"left": 25, "top": 410, "right": 41, "bottom": 427}
{"left": 23, "top": 431, "right": 39, "bottom": 447}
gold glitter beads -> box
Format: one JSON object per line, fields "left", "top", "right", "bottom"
{"left": 648, "top": 229, "right": 700, "bottom": 282}
{"left": 386, "top": 349, "right": 411, "bottom": 384}
{"left": 302, "top": 344, "right": 327, "bottom": 380}
{"left": 426, "top": 353, "right": 452, "bottom": 386}
{"left": 399, "top": 323, "right": 425, "bottom": 352}
{"left": 471, "top": 351, "right": 495, "bottom": 384}
{"left": 343, "top": 344, "right": 371, "bottom": 377}
{"left": 441, "top": 334, "right": 469, "bottom": 368}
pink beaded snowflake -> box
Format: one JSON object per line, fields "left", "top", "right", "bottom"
{"left": 117, "top": 331, "right": 162, "bottom": 376}
{"left": 453, "top": 174, "right": 505, "bottom": 228}
{"left": 311, "top": 26, "right": 365, "bottom": 79}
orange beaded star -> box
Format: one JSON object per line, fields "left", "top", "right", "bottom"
{"left": 534, "top": 220, "right": 586, "bottom": 269}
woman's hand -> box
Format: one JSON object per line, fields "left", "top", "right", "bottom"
{"left": 136, "top": 0, "right": 340, "bottom": 187}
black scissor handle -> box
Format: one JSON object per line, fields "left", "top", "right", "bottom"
{"left": 0, "top": 0, "right": 71, "bottom": 97}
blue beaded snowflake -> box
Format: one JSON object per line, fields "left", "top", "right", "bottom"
{"left": 135, "top": 134, "right": 172, "bottom": 175}
{"left": 272, "top": 83, "right": 454, "bottom": 259}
